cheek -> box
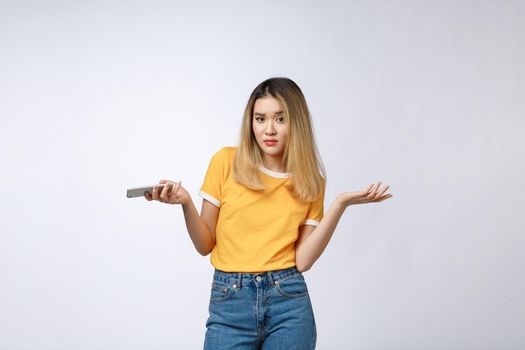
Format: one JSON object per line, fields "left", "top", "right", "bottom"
{"left": 281, "top": 126, "right": 289, "bottom": 139}
{"left": 252, "top": 125, "right": 263, "bottom": 138}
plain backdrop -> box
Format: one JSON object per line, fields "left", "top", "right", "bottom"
{"left": 1, "top": 0, "right": 524, "bottom": 349}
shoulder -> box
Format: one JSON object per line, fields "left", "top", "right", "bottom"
{"left": 209, "top": 146, "right": 237, "bottom": 166}
{"left": 221, "top": 146, "right": 238, "bottom": 155}
{"left": 215, "top": 146, "right": 238, "bottom": 160}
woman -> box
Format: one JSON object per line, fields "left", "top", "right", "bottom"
{"left": 145, "top": 77, "right": 393, "bottom": 349}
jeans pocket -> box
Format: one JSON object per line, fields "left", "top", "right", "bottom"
{"left": 210, "top": 282, "right": 235, "bottom": 303}
{"left": 275, "top": 274, "right": 309, "bottom": 298}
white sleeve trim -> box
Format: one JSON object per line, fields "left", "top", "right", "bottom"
{"left": 199, "top": 191, "right": 221, "bottom": 208}
{"left": 302, "top": 219, "right": 320, "bottom": 227}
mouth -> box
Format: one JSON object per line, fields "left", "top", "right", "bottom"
{"left": 263, "top": 140, "right": 278, "bottom": 146}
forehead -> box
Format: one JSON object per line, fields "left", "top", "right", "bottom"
{"left": 253, "top": 96, "right": 283, "bottom": 113}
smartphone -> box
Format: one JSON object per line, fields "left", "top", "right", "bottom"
{"left": 126, "top": 184, "right": 171, "bottom": 198}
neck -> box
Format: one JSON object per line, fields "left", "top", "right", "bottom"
{"left": 262, "top": 153, "right": 286, "bottom": 173}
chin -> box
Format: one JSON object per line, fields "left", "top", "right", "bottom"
{"left": 266, "top": 148, "right": 284, "bottom": 156}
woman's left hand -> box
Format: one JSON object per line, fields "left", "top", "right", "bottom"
{"left": 337, "top": 181, "right": 393, "bottom": 208}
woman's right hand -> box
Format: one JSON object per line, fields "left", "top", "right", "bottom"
{"left": 145, "top": 179, "right": 189, "bottom": 205}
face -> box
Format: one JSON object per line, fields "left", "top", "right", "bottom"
{"left": 252, "top": 96, "right": 289, "bottom": 159}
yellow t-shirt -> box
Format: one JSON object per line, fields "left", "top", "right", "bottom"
{"left": 199, "top": 146, "right": 325, "bottom": 273}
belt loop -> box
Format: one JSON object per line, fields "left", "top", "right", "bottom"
{"left": 236, "top": 272, "right": 241, "bottom": 290}
{"left": 267, "top": 270, "right": 275, "bottom": 286}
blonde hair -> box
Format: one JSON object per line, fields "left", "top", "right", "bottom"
{"left": 233, "top": 77, "right": 326, "bottom": 203}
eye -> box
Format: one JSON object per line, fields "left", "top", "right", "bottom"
{"left": 277, "top": 117, "right": 285, "bottom": 123}
{"left": 255, "top": 117, "right": 264, "bottom": 122}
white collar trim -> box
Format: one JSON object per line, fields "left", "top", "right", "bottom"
{"left": 258, "top": 165, "right": 291, "bottom": 178}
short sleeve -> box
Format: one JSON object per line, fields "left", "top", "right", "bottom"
{"left": 199, "top": 148, "right": 227, "bottom": 208}
{"left": 302, "top": 180, "right": 326, "bottom": 227}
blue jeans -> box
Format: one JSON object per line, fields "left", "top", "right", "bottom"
{"left": 203, "top": 266, "right": 317, "bottom": 349}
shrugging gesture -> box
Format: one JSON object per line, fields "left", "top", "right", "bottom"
{"left": 295, "top": 181, "right": 393, "bottom": 272}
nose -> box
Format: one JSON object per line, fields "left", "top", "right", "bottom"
{"left": 265, "top": 121, "right": 276, "bottom": 135}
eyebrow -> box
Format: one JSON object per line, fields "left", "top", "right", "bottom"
{"left": 254, "top": 110, "right": 284, "bottom": 116}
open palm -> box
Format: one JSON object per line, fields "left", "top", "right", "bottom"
{"left": 337, "top": 181, "right": 393, "bottom": 208}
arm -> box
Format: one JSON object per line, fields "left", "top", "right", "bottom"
{"left": 146, "top": 180, "right": 220, "bottom": 256}
{"left": 181, "top": 197, "right": 218, "bottom": 256}
{"left": 295, "top": 198, "right": 345, "bottom": 273}
{"left": 295, "top": 181, "right": 393, "bottom": 272}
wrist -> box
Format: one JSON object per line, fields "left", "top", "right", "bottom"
{"left": 334, "top": 195, "right": 349, "bottom": 210}
{"left": 181, "top": 193, "right": 193, "bottom": 207}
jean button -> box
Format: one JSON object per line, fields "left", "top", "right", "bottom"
{"left": 256, "top": 276, "right": 262, "bottom": 282}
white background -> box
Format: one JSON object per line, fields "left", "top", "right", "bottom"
{"left": 1, "top": 0, "right": 524, "bottom": 349}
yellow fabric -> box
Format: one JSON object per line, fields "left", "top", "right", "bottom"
{"left": 199, "top": 146, "right": 325, "bottom": 273}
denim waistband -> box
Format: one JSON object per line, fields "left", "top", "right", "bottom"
{"left": 212, "top": 266, "right": 301, "bottom": 287}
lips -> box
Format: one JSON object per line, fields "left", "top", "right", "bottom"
{"left": 264, "top": 140, "right": 278, "bottom": 146}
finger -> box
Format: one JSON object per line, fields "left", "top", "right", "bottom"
{"left": 152, "top": 185, "right": 159, "bottom": 200}
{"left": 167, "top": 180, "right": 178, "bottom": 196}
{"left": 168, "top": 181, "right": 179, "bottom": 197}
{"left": 374, "top": 184, "right": 390, "bottom": 201}
{"left": 369, "top": 181, "right": 379, "bottom": 191}
{"left": 372, "top": 181, "right": 382, "bottom": 197}
{"left": 160, "top": 182, "right": 171, "bottom": 200}
{"left": 367, "top": 182, "right": 380, "bottom": 199}
{"left": 378, "top": 194, "right": 393, "bottom": 202}
{"left": 362, "top": 183, "right": 374, "bottom": 195}
{"left": 158, "top": 180, "right": 168, "bottom": 199}
{"left": 373, "top": 181, "right": 382, "bottom": 194}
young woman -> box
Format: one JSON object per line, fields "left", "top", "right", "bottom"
{"left": 145, "top": 77, "right": 393, "bottom": 349}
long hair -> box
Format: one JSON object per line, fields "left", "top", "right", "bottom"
{"left": 233, "top": 77, "right": 326, "bottom": 203}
